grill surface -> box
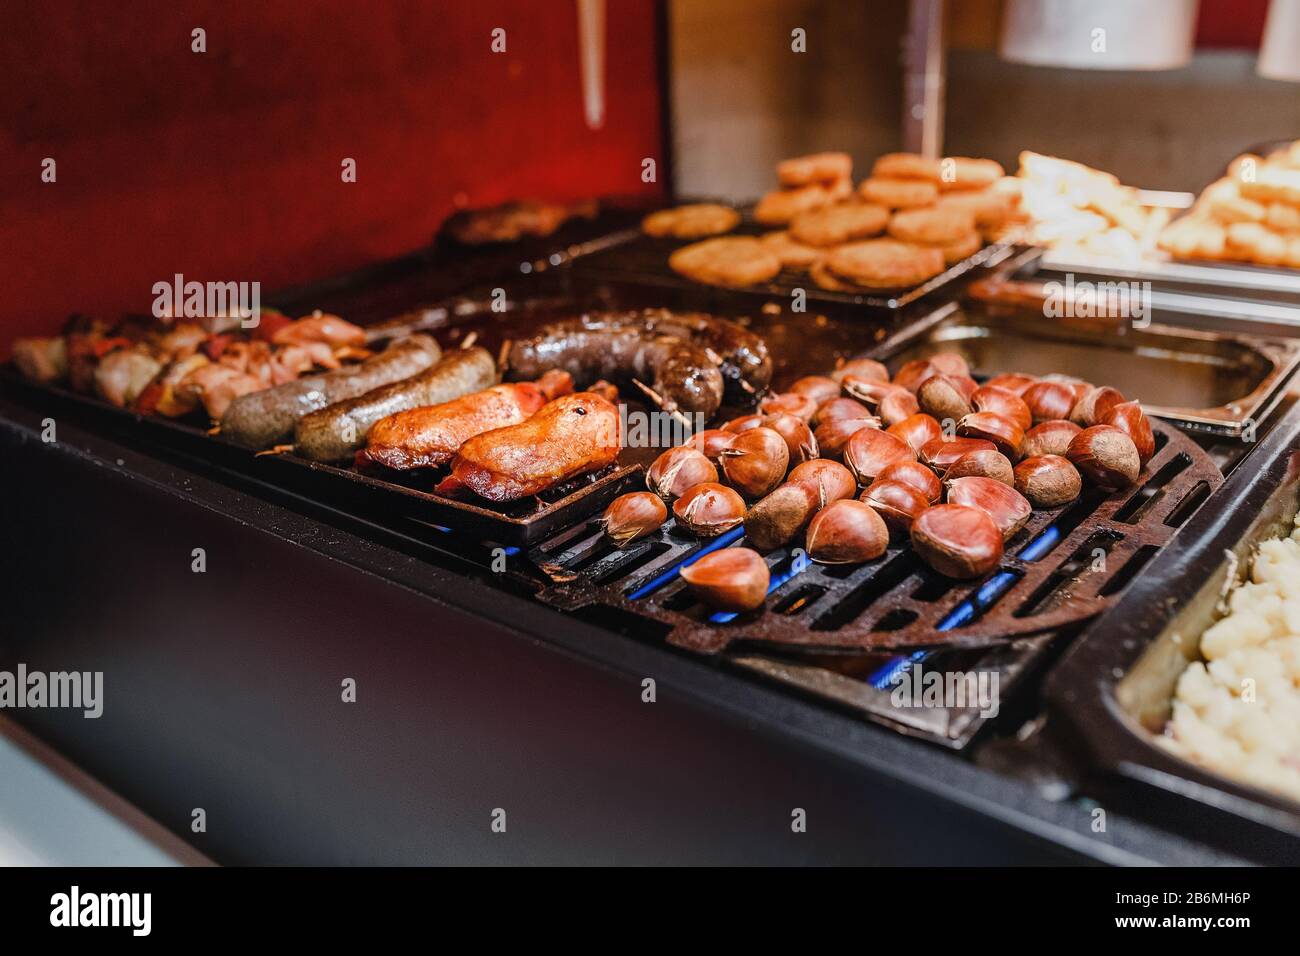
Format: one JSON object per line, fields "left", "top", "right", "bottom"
{"left": 528, "top": 420, "right": 1222, "bottom": 653}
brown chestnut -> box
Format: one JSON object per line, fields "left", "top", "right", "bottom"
{"left": 1069, "top": 386, "right": 1125, "bottom": 428}
{"left": 813, "top": 396, "right": 873, "bottom": 428}
{"left": 789, "top": 458, "right": 858, "bottom": 504}
{"left": 831, "top": 357, "right": 890, "bottom": 385}
{"left": 887, "top": 413, "right": 943, "bottom": 454}
{"left": 985, "top": 372, "right": 1038, "bottom": 396}
{"left": 788, "top": 375, "right": 842, "bottom": 405}
{"left": 760, "top": 391, "right": 819, "bottom": 422}
{"left": 892, "top": 359, "right": 939, "bottom": 394}
{"left": 1066, "top": 425, "right": 1141, "bottom": 490}
{"left": 1013, "top": 455, "right": 1082, "bottom": 509}
{"left": 813, "top": 416, "right": 878, "bottom": 460}
{"left": 957, "top": 411, "right": 1025, "bottom": 461}
{"left": 928, "top": 352, "right": 971, "bottom": 378}
{"left": 763, "top": 412, "right": 819, "bottom": 465}
{"left": 1021, "top": 419, "right": 1082, "bottom": 459}
{"left": 878, "top": 388, "right": 922, "bottom": 428}
{"left": 861, "top": 478, "right": 930, "bottom": 535}
{"left": 720, "top": 427, "right": 790, "bottom": 498}
{"left": 1100, "top": 400, "right": 1155, "bottom": 466}
{"left": 1044, "top": 373, "right": 1094, "bottom": 407}
{"left": 806, "top": 499, "right": 889, "bottom": 565}
{"left": 689, "top": 428, "right": 737, "bottom": 464}
{"left": 878, "top": 459, "right": 943, "bottom": 504}
{"left": 646, "top": 447, "right": 718, "bottom": 500}
{"left": 944, "top": 448, "right": 1014, "bottom": 486}
{"left": 744, "top": 482, "right": 822, "bottom": 552}
{"left": 971, "top": 385, "right": 1032, "bottom": 431}
{"left": 945, "top": 476, "right": 1032, "bottom": 540}
{"left": 673, "top": 482, "right": 747, "bottom": 536}
{"left": 723, "top": 413, "right": 765, "bottom": 434}
{"left": 917, "top": 374, "right": 975, "bottom": 423}
{"left": 601, "top": 491, "right": 668, "bottom": 546}
{"left": 1022, "top": 381, "right": 1078, "bottom": 424}
{"left": 911, "top": 504, "right": 1004, "bottom": 579}
{"left": 844, "top": 427, "right": 916, "bottom": 485}
{"left": 680, "top": 547, "right": 770, "bottom": 611}
{"left": 919, "top": 436, "right": 997, "bottom": 474}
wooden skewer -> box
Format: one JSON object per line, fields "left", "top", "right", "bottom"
{"left": 632, "top": 378, "right": 692, "bottom": 429}
{"left": 255, "top": 444, "right": 295, "bottom": 457}
{"left": 460, "top": 331, "right": 478, "bottom": 350}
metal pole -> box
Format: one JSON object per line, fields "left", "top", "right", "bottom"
{"left": 902, "top": 0, "right": 946, "bottom": 158}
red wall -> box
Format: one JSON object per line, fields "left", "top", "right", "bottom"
{"left": 0, "top": 0, "right": 664, "bottom": 349}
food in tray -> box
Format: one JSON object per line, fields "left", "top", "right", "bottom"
{"left": 1004, "top": 150, "right": 1167, "bottom": 259}
{"left": 504, "top": 309, "right": 773, "bottom": 419}
{"left": 1159, "top": 141, "right": 1300, "bottom": 268}
{"left": 441, "top": 198, "right": 598, "bottom": 245}
{"left": 358, "top": 369, "right": 573, "bottom": 471}
{"left": 661, "top": 150, "right": 1009, "bottom": 291}
{"left": 1160, "top": 505, "right": 1300, "bottom": 803}
{"left": 596, "top": 350, "right": 1157, "bottom": 612}
{"left": 641, "top": 202, "right": 740, "bottom": 239}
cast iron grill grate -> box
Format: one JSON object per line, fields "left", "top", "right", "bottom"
{"left": 528, "top": 420, "right": 1222, "bottom": 654}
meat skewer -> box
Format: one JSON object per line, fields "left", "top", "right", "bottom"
{"left": 358, "top": 369, "right": 573, "bottom": 471}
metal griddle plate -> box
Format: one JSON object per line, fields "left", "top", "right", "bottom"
{"left": 529, "top": 420, "right": 1222, "bottom": 654}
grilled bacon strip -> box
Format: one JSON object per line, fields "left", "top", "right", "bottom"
{"left": 358, "top": 369, "right": 573, "bottom": 471}
{"left": 437, "top": 392, "right": 621, "bottom": 502}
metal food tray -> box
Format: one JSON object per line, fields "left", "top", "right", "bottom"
{"left": 1041, "top": 400, "right": 1300, "bottom": 857}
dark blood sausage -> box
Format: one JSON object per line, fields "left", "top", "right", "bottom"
{"left": 220, "top": 334, "right": 442, "bottom": 449}
{"left": 358, "top": 369, "right": 573, "bottom": 471}
{"left": 294, "top": 346, "right": 498, "bottom": 462}
{"left": 440, "top": 392, "right": 622, "bottom": 502}
{"left": 505, "top": 310, "right": 772, "bottom": 419}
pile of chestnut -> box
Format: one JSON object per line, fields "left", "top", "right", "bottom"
{"left": 600, "top": 351, "right": 1155, "bottom": 615}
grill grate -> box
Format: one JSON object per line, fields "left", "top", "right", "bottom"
{"left": 528, "top": 421, "right": 1222, "bottom": 654}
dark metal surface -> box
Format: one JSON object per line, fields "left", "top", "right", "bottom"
{"left": 1041, "top": 400, "right": 1300, "bottom": 860}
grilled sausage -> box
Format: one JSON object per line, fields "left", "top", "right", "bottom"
{"left": 358, "top": 369, "right": 572, "bottom": 471}
{"left": 506, "top": 309, "right": 772, "bottom": 419}
{"left": 220, "top": 334, "right": 442, "bottom": 448}
{"left": 295, "top": 346, "right": 498, "bottom": 461}
{"left": 440, "top": 392, "right": 621, "bottom": 502}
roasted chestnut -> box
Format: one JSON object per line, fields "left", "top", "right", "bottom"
{"left": 1044, "top": 373, "right": 1094, "bottom": 406}
{"left": 1022, "top": 381, "right": 1078, "bottom": 425}
{"left": 789, "top": 458, "right": 858, "bottom": 504}
{"left": 1069, "top": 385, "right": 1125, "bottom": 428}
{"left": 646, "top": 447, "right": 718, "bottom": 500}
{"left": 910, "top": 504, "right": 1004, "bottom": 579}
{"left": 917, "top": 374, "right": 975, "bottom": 422}
{"left": 763, "top": 412, "right": 819, "bottom": 465}
{"left": 760, "top": 391, "right": 819, "bottom": 422}
{"left": 720, "top": 426, "right": 789, "bottom": 498}
{"left": 927, "top": 352, "right": 971, "bottom": 378}
{"left": 1100, "top": 400, "right": 1156, "bottom": 466}
{"left": 690, "top": 428, "right": 737, "bottom": 464}
{"left": 831, "top": 357, "right": 890, "bottom": 385}
{"left": 680, "top": 547, "right": 770, "bottom": 612}
{"left": 788, "top": 375, "right": 842, "bottom": 405}
{"left": 843, "top": 376, "right": 906, "bottom": 407}
{"left": 813, "top": 416, "right": 877, "bottom": 460}
{"left": 722, "top": 413, "right": 765, "bottom": 434}
{"left": 919, "top": 436, "right": 997, "bottom": 474}
{"left": 672, "top": 482, "right": 747, "bottom": 535}
{"left": 1013, "top": 455, "right": 1082, "bottom": 509}
{"left": 805, "top": 499, "right": 889, "bottom": 565}
{"left": 844, "top": 427, "right": 916, "bottom": 485}
{"left": 886, "top": 412, "right": 943, "bottom": 454}
{"left": 945, "top": 476, "right": 1032, "bottom": 540}
{"left": 944, "top": 447, "right": 1014, "bottom": 486}
{"left": 861, "top": 478, "right": 930, "bottom": 535}
{"left": 744, "top": 482, "right": 822, "bottom": 552}
{"left": 1066, "top": 425, "right": 1141, "bottom": 490}
{"left": 971, "top": 384, "right": 1032, "bottom": 431}
{"left": 813, "top": 396, "right": 873, "bottom": 428}
{"left": 956, "top": 411, "right": 1024, "bottom": 460}
{"left": 878, "top": 388, "right": 922, "bottom": 428}
{"left": 984, "top": 372, "right": 1038, "bottom": 397}
{"left": 877, "top": 459, "right": 943, "bottom": 504}
{"left": 601, "top": 491, "right": 668, "bottom": 546}
{"left": 1021, "top": 419, "right": 1081, "bottom": 459}
{"left": 892, "top": 359, "right": 939, "bottom": 394}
